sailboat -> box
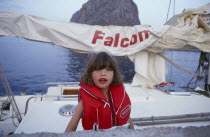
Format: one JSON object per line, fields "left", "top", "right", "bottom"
{"left": 0, "top": 3, "right": 210, "bottom": 136}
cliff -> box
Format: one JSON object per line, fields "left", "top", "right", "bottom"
{"left": 70, "top": 0, "right": 140, "bottom": 26}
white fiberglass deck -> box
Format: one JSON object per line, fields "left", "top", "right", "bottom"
{"left": 124, "top": 84, "right": 210, "bottom": 118}
{"left": 15, "top": 100, "right": 82, "bottom": 134}
{"left": 15, "top": 84, "right": 210, "bottom": 134}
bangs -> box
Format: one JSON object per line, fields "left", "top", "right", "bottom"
{"left": 92, "top": 59, "right": 115, "bottom": 70}
{"left": 89, "top": 53, "right": 116, "bottom": 71}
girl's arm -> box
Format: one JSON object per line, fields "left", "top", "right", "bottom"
{"left": 129, "top": 117, "right": 134, "bottom": 129}
{"left": 65, "top": 100, "right": 83, "bottom": 132}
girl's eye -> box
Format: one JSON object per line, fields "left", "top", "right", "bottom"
{"left": 94, "top": 68, "right": 100, "bottom": 71}
{"left": 106, "top": 68, "right": 112, "bottom": 71}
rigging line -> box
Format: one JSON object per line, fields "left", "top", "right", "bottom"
{"left": 173, "top": 0, "right": 175, "bottom": 15}
{"left": 0, "top": 64, "right": 22, "bottom": 123}
{"left": 187, "top": 52, "right": 207, "bottom": 88}
{"left": 187, "top": 67, "right": 199, "bottom": 88}
{"left": 159, "top": 53, "right": 197, "bottom": 78}
{"left": 166, "top": 0, "right": 172, "bottom": 22}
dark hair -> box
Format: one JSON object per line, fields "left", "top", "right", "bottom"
{"left": 81, "top": 52, "right": 122, "bottom": 86}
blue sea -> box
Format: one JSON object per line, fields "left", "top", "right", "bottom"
{"left": 0, "top": 36, "right": 201, "bottom": 95}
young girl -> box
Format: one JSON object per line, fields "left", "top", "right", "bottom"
{"left": 65, "top": 52, "right": 134, "bottom": 131}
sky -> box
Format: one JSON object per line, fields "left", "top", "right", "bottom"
{"left": 0, "top": 0, "right": 209, "bottom": 25}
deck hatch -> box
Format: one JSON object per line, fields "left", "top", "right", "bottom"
{"left": 59, "top": 104, "right": 76, "bottom": 116}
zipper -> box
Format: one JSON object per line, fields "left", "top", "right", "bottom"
{"left": 109, "top": 85, "right": 126, "bottom": 115}
{"left": 107, "top": 98, "right": 113, "bottom": 127}
{"left": 109, "top": 86, "right": 126, "bottom": 126}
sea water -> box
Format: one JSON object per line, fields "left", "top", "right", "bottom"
{"left": 0, "top": 36, "right": 201, "bottom": 95}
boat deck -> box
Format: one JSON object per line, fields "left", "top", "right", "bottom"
{"left": 12, "top": 84, "right": 210, "bottom": 134}
{"left": 1, "top": 84, "right": 210, "bottom": 134}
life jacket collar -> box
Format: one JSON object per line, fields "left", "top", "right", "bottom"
{"left": 80, "top": 81, "right": 109, "bottom": 104}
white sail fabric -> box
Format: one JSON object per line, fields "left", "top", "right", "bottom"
{"left": 0, "top": 4, "right": 209, "bottom": 87}
{"left": 128, "top": 51, "right": 166, "bottom": 88}
{"left": 160, "top": 4, "right": 210, "bottom": 52}
{"left": 0, "top": 12, "right": 169, "bottom": 56}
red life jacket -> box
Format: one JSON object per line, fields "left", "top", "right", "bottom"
{"left": 79, "top": 82, "right": 131, "bottom": 130}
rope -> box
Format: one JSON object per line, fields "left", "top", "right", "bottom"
{"left": 159, "top": 53, "right": 198, "bottom": 78}
{"left": 166, "top": 0, "right": 172, "bottom": 22}
{"left": 173, "top": 0, "right": 175, "bottom": 15}
{"left": 166, "top": 0, "right": 176, "bottom": 22}
{"left": 186, "top": 52, "right": 208, "bottom": 88}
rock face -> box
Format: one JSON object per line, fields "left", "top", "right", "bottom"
{"left": 70, "top": 0, "right": 140, "bottom": 26}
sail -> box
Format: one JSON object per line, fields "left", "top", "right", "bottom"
{"left": 0, "top": 12, "right": 170, "bottom": 55}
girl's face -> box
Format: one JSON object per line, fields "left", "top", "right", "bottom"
{"left": 92, "top": 67, "right": 113, "bottom": 92}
